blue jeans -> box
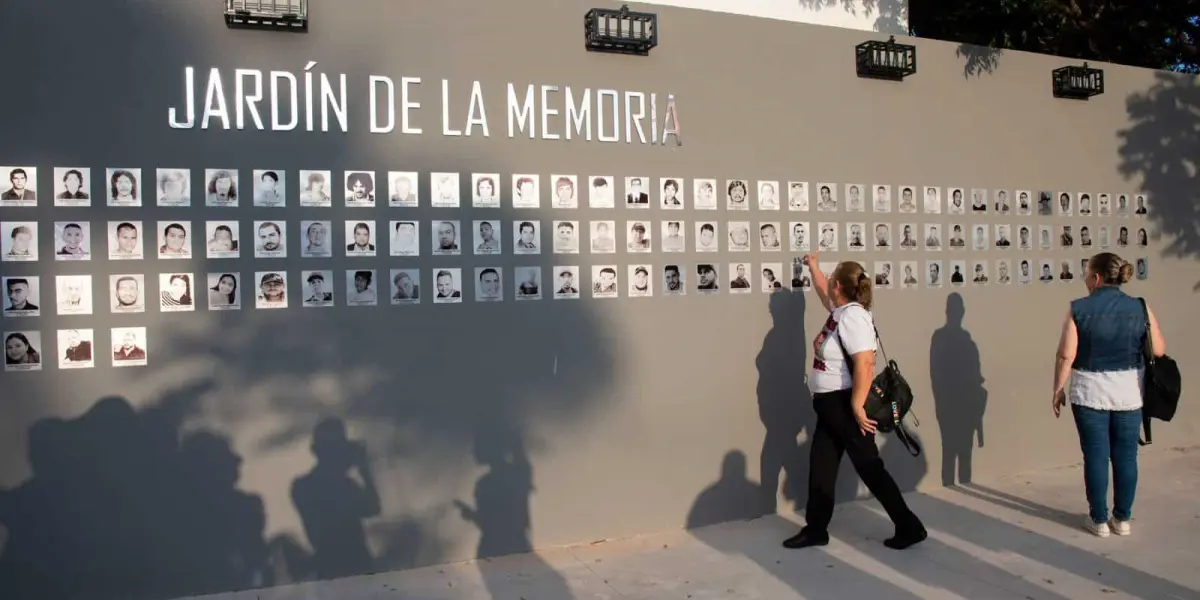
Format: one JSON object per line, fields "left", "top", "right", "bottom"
{"left": 1071, "top": 404, "right": 1141, "bottom": 523}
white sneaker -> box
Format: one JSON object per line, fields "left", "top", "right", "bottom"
{"left": 1084, "top": 516, "right": 1111, "bottom": 537}
{"left": 1109, "top": 517, "right": 1131, "bottom": 536}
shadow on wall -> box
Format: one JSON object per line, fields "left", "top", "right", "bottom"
{"left": 1117, "top": 70, "right": 1200, "bottom": 290}
{"left": 930, "top": 293, "right": 987, "bottom": 486}
{"left": 794, "top": 0, "right": 908, "bottom": 35}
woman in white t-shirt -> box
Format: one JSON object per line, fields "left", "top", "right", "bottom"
{"left": 782, "top": 250, "right": 927, "bottom": 551}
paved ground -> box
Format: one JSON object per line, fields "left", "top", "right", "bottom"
{"left": 191, "top": 447, "right": 1200, "bottom": 600}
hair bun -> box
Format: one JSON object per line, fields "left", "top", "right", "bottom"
{"left": 1118, "top": 262, "right": 1134, "bottom": 283}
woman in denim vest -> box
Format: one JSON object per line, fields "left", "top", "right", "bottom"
{"left": 1052, "top": 252, "right": 1166, "bottom": 537}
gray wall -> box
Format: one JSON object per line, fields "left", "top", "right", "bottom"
{"left": 1, "top": 1, "right": 1198, "bottom": 598}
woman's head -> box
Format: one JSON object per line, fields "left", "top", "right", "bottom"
{"left": 1085, "top": 252, "right": 1133, "bottom": 292}
{"left": 829, "top": 261, "right": 873, "bottom": 310}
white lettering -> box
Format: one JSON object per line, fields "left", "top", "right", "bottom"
{"left": 466, "top": 80, "right": 489, "bottom": 137}
{"left": 539, "top": 85, "right": 560, "bottom": 140}
{"left": 303, "top": 61, "right": 316, "bottom": 131}
{"left": 320, "top": 72, "right": 348, "bottom": 132}
{"left": 441, "top": 79, "right": 462, "bottom": 136}
{"left": 624, "top": 91, "right": 647, "bottom": 144}
{"left": 270, "top": 71, "right": 298, "bottom": 131}
{"left": 565, "top": 87, "right": 591, "bottom": 141}
{"left": 201, "top": 68, "right": 230, "bottom": 130}
{"left": 507, "top": 83, "right": 536, "bottom": 138}
{"left": 234, "top": 69, "right": 265, "bottom": 130}
{"left": 168, "top": 66, "right": 196, "bottom": 129}
{"left": 661, "top": 93, "right": 682, "bottom": 146}
{"left": 401, "top": 77, "right": 421, "bottom": 134}
{"left": 596, "top": 89, "right": 619, "bottom": 143}
{"left": 370, "top": 75, "right": 395, "bottom": 133}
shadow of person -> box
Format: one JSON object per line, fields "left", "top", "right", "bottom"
{"left": 687, "top": 450, "right": 766, "bottom": 529}
{"left": 930, "top": 292, "right": 987, "bottom": 486}
{"left": 755, "top": 290, "right": 812, "bottom": 515}
{"left": 290, "top": 417, "right": 381, "bottom": 581}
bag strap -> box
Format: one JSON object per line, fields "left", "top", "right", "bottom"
{"left": 1136, "top": 297, "right": 1154, "bottom": 446}
{"left": 1139, "top": 412, "right": 1153, "bottom": 446}
{"left": 894, "top": 419, "right": 922, "bottom": 456}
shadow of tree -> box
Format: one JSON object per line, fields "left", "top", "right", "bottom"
{"left": 955, "top": 45, "right": 1003, "bottom": 78}
{"left": 794, "top": 0, "right": 908, "bottom": 34}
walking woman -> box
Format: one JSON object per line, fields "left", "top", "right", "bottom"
{"left": 783, "top": 251, "right": 927, "bottom": 550}
{"left": 1053, "top": 252, "right": 1166, "bottom": 537}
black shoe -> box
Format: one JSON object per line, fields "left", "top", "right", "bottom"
{"left": 782, "top": 528, "right": 830, "bottom": 549}
{"left": 884, "top": 526, "right": 927, "bottom": 550}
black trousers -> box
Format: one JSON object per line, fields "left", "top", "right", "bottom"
{"left": 805, "top": 388, "right": 921, "bottom": 532}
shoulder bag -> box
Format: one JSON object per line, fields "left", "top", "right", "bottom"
{"left": 836, "top": 319, "right": 921, "bottom": 457}
{"left": 1137, "top": 297, "right": 1181, "bottom": 445}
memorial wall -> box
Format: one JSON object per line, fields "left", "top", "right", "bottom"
{"left": 0, "top": 1, "right": 1197, "bottom": 598}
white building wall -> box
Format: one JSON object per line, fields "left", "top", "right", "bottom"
{"left": 639, "top": 0, "right": 908, "bottom": 33}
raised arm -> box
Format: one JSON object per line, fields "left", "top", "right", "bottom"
{"left": 804, "top": 252, "right": 833, "bottom": 312}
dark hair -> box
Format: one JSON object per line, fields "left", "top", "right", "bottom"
{"left": 1087, "top": 252, "right": 1133, "bottom": 285}
{"left": 833, "top": 261, "right": 873, "bottom": 310}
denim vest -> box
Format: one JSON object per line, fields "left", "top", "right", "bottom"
{"left": 1070, "top": 286, "right": 1146, "bottom": 373}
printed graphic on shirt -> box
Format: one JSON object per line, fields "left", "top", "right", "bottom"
{"left": 812, "top": 313, "right": 838, "bottom": 372}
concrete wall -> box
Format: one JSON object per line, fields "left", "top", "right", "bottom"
{"left": 0, "top": 1, "right": 1197, "bottom": 598}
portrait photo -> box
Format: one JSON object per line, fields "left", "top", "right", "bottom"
{"left": 924, "top": 223, "right": 942, "bottom": 251}
{"left": 554, "top": 266, "right": 581, "bottom": 299}
{"left": 1079, "top": 225, "right": 1093, "bottom": 249}
{"left": 1016, "top": 190, "right": 1033, "bottom": 216}
{"left": 590, "top": 220, "right": 617, "bottom": 253}
{"left": 433, "top": 268, "right": 463, "bottom": 304}
{"left": 1115, "top": 193, "right": 1129, "bottom": 217}
{"left": 995, "top": 259, "right": 1012, "bottom": 284}
{"left": 53, "top": 167, "right": 91, "bottom": 206}
{"left": 971, "top": 261, "right": 990, "bottom": 284}
{"left": 817, "top": 222, "right": 838, "bottom": 252}
{"left": 300, "top": 220, "right": 331, "bottom": 258}
{"left": 1017, "top": 259, "right": 1034, "bottom": 284}
{"left": 512, "top": 174, "right": 540, "bottom": 209}
{"left": 1137, "top": 194, "right": 1152, "bottom": 217}
{"left": 1038, "top": 260, "right": 1055, "bottom": 283}
{"left": 389, "top": 221, "right": 419, "bottom": 257}
{"left": 923, "top": 186, "right": 942, "bottom": 214}
{"left": 515, "top": 266, "right": 541, "bottom": 301}
{"left": 553, "top": 220, "right": 580, "bottom": 254}
{"left": 432, "top": 220, "right": 462, "bottom": 256}
{"left": 1098, "top": 193, "right": 1112, "bottom": 217}
{"left": 389, "top": 269, "right": 420, "bottom": 305}
{"left": 5, "top": 331, "right": 42, "bottom": 372}
{"left": 994, "top": 189, "right": 1011, "bottom": 214}
{"left": 728, "top": 262, "right": 752, "bottom": 293}
{"left": 299, "top": 170, "right": 333, "bottom": 207}
{"left": 388, "top": 171, "right": 419, "bottom": 207}
{"left": 1136, "top": 227, "right": 1149, "bottom": 248}
{"left": 3, "top": 276, "right": 40, "bottom": 317}
{"left": 789, "top": 221, "right": 810, "bottom": 252}
{"left": 1116, "top": 225, "right": 1130, "bottom": 248}
{"left": 894, "top": 223, "right": 918, "bottom": 250}
{"left": 759, "top": 222, "right": 782, "bottom": 252}
{"left": 203, "top": 168, "right": 237, "bottom": 207}
{"left": 695, "top": 221, "right": 719, "bottom": 252}
{"left": 206, "top": 273, "right": 241, "bottom": 311}
{"left": 761, "top": 262, "right": 785, "bottom": 292}
{"left": 1039, "top": 225, "right": 1054, "bottom": 250}
{"left": 346, "top": 270, "right": 378, "bottom": 306}
{"left": 725, "top": 179, "right": 749, "bottom": 211}
{"left": 845, "top": 222, "right": 866, "bottom": 252}
{"left": 787, "top": 181, "right": 810, "bottom": 211}
{"left": 994, "top": 224, "right": 1012, "bottom": 248}
{"left": 948, "top": 224, "right": 966, "bottom": 249}
{"left": 661, "top": 177, "right": 684, "bottom": 210}
{"left": 663, "top": 264, "right": 686, "bottom": 295}
{"left": 159, "top": 273, "right": 195, "bottom": 312}
{"left": 696, "top": 263, "right": 720, "bottom": 294}
{"left": 513, "top": 220, "right": 541, "bottom": 255}
{"left": 791, "top": 257, "right": 812, "bottom": 290}
{"left": 897, "top": 186, "right": 917, "bottom": 214}
{"left": 253, "top": 221, "right": 287, "bottom": 258}
{"left": 1058, "top": 259, "right": 1076, "bottom": 282}
{"left": 253, "top": 169, "right": 286, "bottom": 207}
{"left": 626, "top": 176, "right": 651, "bottom": 209}
{"left": 1056, "top": 191, "right": 1073, "bottom": 217}
{"left": 693, "top": 179, "right": 718, "bottom": 210}
{"left": 109, "top": 274, "right": 144, "bottom": 313}
{"left": 2, "top": 222, "right": 38, "bottom": 262}
{"left": 926, "top": 260, "right": 943, "bottom": 288}
{"left": 844, "top": 184, "right": 865, "bottom": 213}
{"left": 1060, "top": 224, "right": 1075, "bottom": 247}
{"left": 471, "top": 267, "right": 500, "bottom": 302}
{"left": 1136, "top": 258, "right": 1148, "bottom": 280}
{"left": 206, "top": 221, "right": 240, "bottom": 259}
{"left": 899, "top": 261, "right": 919, "bottom": 289}
{"left": 474, "top": 220, "right": 503, "bottom": 255}
{"left": 873, "top": 261, "right": 893, "bottom": 289}
{"left": 815, "top": 183, "right": 837, "bottom": 212}
{"left": 157, "top": 221, "right": 192, "bottom": 259}
{"left": 430, "top": 172, "right": 459, "bottom": 208}
{"left": 1036, "top": 191, "right": 1052, "bottom": 216}
{"left": 56, "top": 275, "right": 93, "bottom": 316}
{"left": 111, "top": 327, "right": 148, "bottom": 368}
{"left": 588, "top": 175, "right": 615, "bottom": 209}
{"left": 948, "top": 260, "right": 967, "bottom": 286}
{"left": 758, "top": 181, "right": 780, "bottom": 211}
{"left": 58, "top": 328, "right": 95, "bottom": 370}
{"left": 592, "top": 265, "right": 619, "bottom": 298}
{"left": 255, "top": 271, "right": 288, "bottom": 309}
{"left": 872, "top": 223, "right": 892, "bottom": 251}
{"left": 727, "top": 221, "right": 751, "bottom": 252}
{"left": 971, "top": 224, "right": 988, "bottom": 251}
{"left": 551, "top": 174, "right": 579, "bottom": 209}
{"left": 340, "top": 170, "right": 375, "bottom": 207}
{"left": 1077, "top": 192, "right": 1093, "bottom": 216}
{"left": 156, "top": 168, "right": 191, "bottom": 207}
{"left": 54, "top": 221, "right": 91, "bottom": 261}
{"left": 472, "top": 173, "right": 501, "bottom": 208}
{"left": 627, "top": 220, "right": 652, "bottom": 253}
{"left": 947, "top": 188, "right": 966, "bottom": 214}
{"left": 627, "top": 265, "right": 652, "bottom": 297}
{"left": 345, "top": 221, "right": 377, "bottom": 257}
{"left": 660, "top": 220, "right": 685, "bottom": 253}
{"left": 872, "top": 184, "right": 891, "bottom": 213}
{"left": 302, "top": 271, "right": 335, "bottom": 307}
{"left": 968, "top": 189, "right": 986, "bottom": 214}
{"left": 1, "top": 166, "right": 37, "bottom": 206}
{"left": 1017, "top": 225, "right": 1033, "bottom": 250}
{"left": 1098, "top": 225, "right": 1112, "bottom": 249}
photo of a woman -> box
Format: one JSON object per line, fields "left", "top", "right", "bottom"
{"left": 5, "top": 331, "right": 42, "bottom": 371}
{"left": 207, "top": 273, "right": 239, "bottom": 310}
{"left": 160, "top": 273, "right": 194, "bottom": 312}
{"left": 107, "top": 168, "right": 141, "bottom": 206}
{"left": 205, "top": 169, "right": 238, "bottom": 207}
{"left": 300, "top": 170, "right": 332, "bottom": 206}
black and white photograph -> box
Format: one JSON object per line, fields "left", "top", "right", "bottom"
{"left": 696, "top": 263, "right": 720, "bottom": 294}
{"left": 727, "top": 221, "right": 751, "bottom": 252}
{"left": 156, "top": 169, "right": 191, "bottom": 206}
{"left": 206, "top": 273, "right": 241, "bottom": 311}
{"left": 515, "top": 266, "right": 541, "bottom": 301}
{"left": 1117, "top": 225, "right": 1130, "bottom": 247}
{"left": 111, "top": 327, "right": 148, "bottom": 367}
{"left": 628, "top": 265, "right": 653, "bottom": 297}
{"left": 389, "top": 269, "right": 419, "bottom": 305}
{"left": 1, "top": 166, "right": 37, "bottom": 207}
{"left": 972, "top": 224, "right": 989, "bottom": 251}
{"left": 385, "top": 171, "right": 418, "bottom": 207}
{"left": 1081, "top": 258, "right": 1090, "bottom": 278}
{"left": 592, "top": 266, "right": 619, "bottom": 298}
{"left": 300, "top": 220, "right": 331, "bottom": 258}
{"left": 791, "top": 257, "right": 812, "bottom": 290}
{"left": 994, "top": 190, "right": 1011, "bottom": 214}
{"left": 345, "top": 221, "right": 377, "bottom": 256}
{"left": 1136, "top": 227, "right": 1149, "bottom": 247}
{"left": 302, "top": 271, "right": 335, "bottom": 307}
{"left": 844, "top": 184, "right": 865, "bottom": 213}
{"left": 1098, "top": 193, "right": 1112, "bottom": 217}
{"left": 204, "top": 169, "right": 237, "bottom": 207}
{"left": 897, "top": 186, "right": 917, "bottom": 214}
{"left": 994, "top": 224, "right": 1012, "bottom": 248}
{"left": 899, "top": 261, "right": 919, "bottom": 289}
{"left": 157, "top": 221, "right": 192, "bottom": 259}
{"left": 661, "top": 177, "right": 684, "bottom": 210}
{"left": 787, "top": 181, "right": 810, "bottom": 211}
{"left": 661, "top": 220, "right": 685, "bottom": 253}
{"left": 846, "top": 222, "right": 866, "bottom": 252}
{"left": 299, "top": 170, "right": 333, "bottom": 207}
{"left": 1116, "top": 193, "right": 1130, "bottom": 217}
{"left": 924, "top": 223, "right": 942, "bottom": 251}
{"left": 54, "top": 167, "right": 91, "bottom": 206}
{"left": 513, "top": 220, "right": 541, "bottom": 255}
{"left": 513, "top": 174, "right": 540, "bottom": 209}
{"left": 693, "top": 179, "right": 718, "bottom": 210}
{"left": 1039, "top": 225, "right": 1054, "bottom": 250}
{"left": 2, "top": 222, "right": 37, "bottom": 262}
{"left": 759, "top": 222, "right": 782, "bottom": 252}
{"left": 971, "top": 261, "right": 990, "bottom": 284}
{"left": 474, "top": 220, "right": 503, "bottom": 255}
{"left": 815, "top": 183, "right": 837, "bottom": 212}
{"left": 206, "top": 221, "right": 240, "bottom": 258}
{"left": 663, "top": 264, "right": 686, "bottom": 296}
{"left": 1136, "top": 258, "right": 1148, "bottom": 280}
{"left": 872, "top": 223, "right": 892, "bottom": 250}
{"left": 695, "top": 221, "right": 719, "bottom": 252}
{"left": 1017, "top": 225, "right": 1033, "bottom": 250}
{"left": 1077, "top": 192, "right": 1093, "bottom": 216}
{"left": 926, "top": 260, "right": 943, "bottom": 288}
{"left": 725, "top": 179, "right": 749, "bottom": 211}
{"left": 1036, "top": 191, "right": 1052, "bottom": 216}
{"left": 430, "top": 172, "right": 459, "bottom": 208}
{"left": 627, "top": 221, "right": 652, "bottom": 252}
{"left": 253, "top": 170, "right": 286, "bottom": 207}
{"left": 110, "top": 274, "right": 144, "bottom": 313}
{"left": 589, "top": 176, "right": 615, "bottom": 209}
{"left": 758, "top": 181, "right": 780, "bottom": 211}
{"left": 433, "top": 220, "right": 462, "bottom": 256}
{"left": 553, "top": 220, "right": 580, "bottom": 254}
{"left": 255, "top": 271, "right": 288, "bottom": 309}
{"left": 728, "top": 263, "right": 752, "bottom": 294}
{"left": 789, "top": 222, "right": 810, "bottom": 252}
{"left": 58, "top": 328, "right": 95, "bottom": 370}
{"left": 947, "top": 188, "right": 966, "bottom": 214}
{"left": 995, "top": 259, "right": 1012, "bottom": 284}
{"left": 472, "top": 173, "right": 501, "bottom": 208}
{"left": 817, "top": 222, "right": 838, "bottom": 252}
{"left": 551, "top": 174, "right": 579, "bottom": 209}
{"left": 1017, "top": 259, "right": 1033, "bottom": 284}
{"left": 554, "top": 266, "right": 581, "bottom": 299}
{"left": 969, "top": 189, "right": 987, "bottom": 213}
{"left": 433, "top": 268, "right": 463, "bottom": 303}
{"left": 1016, "top": 190, "right": 1033, "bottom": 216}
{"left": 761, "top": 262, "right": 785, "bottom": 292}
{"left": 872, "top": 185, "right": 891, "bottom": 213}
{"left": 873, "top": 261, "right": 893, "bottom": 288}
{"left": 5, "top": 331, "right": 42, "bottom": 372}
{"left": 253, "top": 221, "right": 286, "bottom": 258}
{"left": 160, "top": 273, "right": 195, "bottom": 312}
{"left": 56, "top": 275, "right": 93, "bottom": 315}
{"left": 923, "top": 186, "right": 942, "bottom": 214}
{"left": 626, "top": 177, "right": 651, "bottom": 208}
{"left": 1079, "top": 225, "right": 1094, "bottom": 249}
{"left": 54, "top": 221, "right": 91, "bottom": 261}
{"left": 1099, "top": 225, "right": 1111, "bottom": 249}
{"left": 948, "top": 224, "right": 966, "bottom": 249}
{"left": 898, "top": 223, "right": 919, "bottom": 250}
{"left": 3, "top": 276, "right": 40, "bottom": 317}
{"left": 1056, "top": 191, "right": 1073, "bottom": 217}
{"left": 948, "top": 260, "right": 967, "bottom": 286}
{"left": 1038, "top": 260, "right": 1055, "bottom": 283}
{"left": 1058, "top": 259, "right": 1076, "bottom": 282}
{"left": 346, "top": 270, "right": 379, "bottom": 306}
{"left": 1060, "top": 225, "right": 1075, "bottom": 247}
{"left": 590, "top": 220, "right": 616, "bottom": 253}
{"left": 345, "top": 171, "right": 377, "bottom": 207}
{"left": 389, "top": 221, "right": 419, "bottom": 257}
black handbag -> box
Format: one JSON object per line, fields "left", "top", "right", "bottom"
{"left": 1137, "top": 298, "right": 1182, "bottom": 445}
{"left": 836, "top": 325, "right": 921, "bottom": 457}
